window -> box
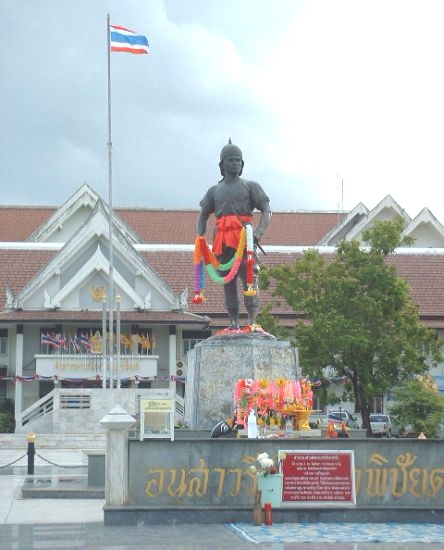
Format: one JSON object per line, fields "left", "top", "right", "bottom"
{"left": 0, "top": 329, "right": 7, "bottom": 355}
{"left": 182, "top": 330, "right": 210, "bottom": 357}
{"left": 373, "top": 397, "right": 383, "bottom": 413}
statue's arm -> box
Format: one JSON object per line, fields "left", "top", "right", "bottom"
{"left": 247, "top": 180, "right": 271, "bottom": 241}
{"left": 255, "top": 201, "right": 271, "bottom": 241}
{"left": 196, "top": 187, "right": 215, "bottom": 236}
{"left": 196, "top": 208, "right": 210, "bottom": 236}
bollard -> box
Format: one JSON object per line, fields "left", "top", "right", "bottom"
{"left": 27, "top": 432, "right": 36, "bottom": 475}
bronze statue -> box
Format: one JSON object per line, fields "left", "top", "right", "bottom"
{"left": 196, "top": 141, "right": 271, "bottom": 330}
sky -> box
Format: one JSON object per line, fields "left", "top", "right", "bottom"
{"left": 2, "top": 0, "right": 444, "bottom": 222}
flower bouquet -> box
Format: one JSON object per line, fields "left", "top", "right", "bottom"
{"left": 249, "top": 452, "right": 277, "bottom": 477}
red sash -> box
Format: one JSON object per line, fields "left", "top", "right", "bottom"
{"left": 212, "top": 214, "right": 253, "bottom": 256}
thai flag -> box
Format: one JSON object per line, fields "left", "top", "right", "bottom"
{"left": 110, "top": 24, "right": 149, "bottom": 54}
{"left": 41, "top": 333, "right": 60, "bottom": 348}
{"left": 80, "top": 333, "right": 93, "bottom": 351}
{"left": 41, "top": 333, "right": 54, "bottom": 346}
{"left": 58, "top": 334, "right": 68, "bottom": 352}
{"left": 70, "top": 335, "right": 81, "bottom": 353}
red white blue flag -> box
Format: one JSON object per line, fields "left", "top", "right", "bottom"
{"left": 110, "top": 24, "right": 149, "bottom": 54}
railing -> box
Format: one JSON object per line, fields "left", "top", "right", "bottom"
{"left": 175, "top": 394, "right": 185, "bottom": 418}
{"left": 17, "top": 387, "right": 186, "bottom": 431}
{"left": 19, "top": 389, "right": 55, "bottom": 428}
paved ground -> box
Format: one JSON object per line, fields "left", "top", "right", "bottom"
{"left": 0, "top": 448, "right": 442, "bottom": 549}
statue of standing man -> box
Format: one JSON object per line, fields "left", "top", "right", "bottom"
{"left": 196, "top": 141, "right": 271, "bottom": 330}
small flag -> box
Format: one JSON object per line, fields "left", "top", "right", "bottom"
{"left": 70, "top": 335, "right": 81, "bottom": 353}
{"left": 41, "top": 333, "right": 60, "bottom": 348}
{"left": 110, "top": 24, "right": 149, "bottom": 54}
{"left": 80, "top": 333, "right": 93, "bottom": 351}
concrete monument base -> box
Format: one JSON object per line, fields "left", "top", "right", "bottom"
{"left": 185, "top": 333, "right": 300, "bottom": 429}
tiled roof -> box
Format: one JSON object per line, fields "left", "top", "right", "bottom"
{"left": 116, "top": 209, "right": 346, "bottom": 246}
{"left": 142, "top": 249, "right": 444, "bottom": 326}
{"left": 0, "top": 309, "right": 207, "bottom": 325}
{"left": 0, "top": 207, "right": 55, "bottom": 241}
{"left": 0, "top": 248, "right": 57, "bottom": 303}
{"left": 0, "top": 247, "right": 443, "bottom": 328}
{"left": 0, "top": 206, "right": 345, "bottom": 247}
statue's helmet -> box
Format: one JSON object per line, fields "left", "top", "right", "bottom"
{"left": 219, "top": 139, "right": 244, "bottom": 176}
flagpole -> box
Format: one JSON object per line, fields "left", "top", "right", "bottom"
{"left": 107, "top": 13, "right": 114, "bottom": 389}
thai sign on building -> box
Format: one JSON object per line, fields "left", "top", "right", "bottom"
{"left": 35, "top": 354, "right": 158, "bottom": 379}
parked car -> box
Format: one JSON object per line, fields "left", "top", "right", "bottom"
{"left": 327, "top": 410, "right": 360, "bottom": 429}
{"left": 369, "top": 413, "right": 400, "bottom": 437}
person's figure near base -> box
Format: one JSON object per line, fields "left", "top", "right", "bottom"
{"left": 196, "top": 141, "right": 271, "bottom": 330}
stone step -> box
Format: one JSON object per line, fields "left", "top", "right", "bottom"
{"left": 0, "top": 432, "right": 106, "bottom": 449}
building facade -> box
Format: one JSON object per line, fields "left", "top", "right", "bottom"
{"left": 0, "top": 185, "right": 443, "bottom": 431}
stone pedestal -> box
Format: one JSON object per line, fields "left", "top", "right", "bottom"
{"left": 185, "top": 333, "right": 300, "bottom": 429}
{"left": 100, "top": 405, "right": 136, "bottom": 506}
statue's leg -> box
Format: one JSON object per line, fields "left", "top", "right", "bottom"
{"left": 224, "top": 279, "right": 240, "bottom": 329}
{"left": 219, "top": 247, "right": 240, "bottom": 329}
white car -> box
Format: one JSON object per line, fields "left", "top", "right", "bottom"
{"left": 369, "top": 414, "right": 400, "bottom": 438}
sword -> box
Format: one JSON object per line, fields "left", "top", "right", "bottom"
{"left": 254, "top": 237, "right": 266, "bottom": 256}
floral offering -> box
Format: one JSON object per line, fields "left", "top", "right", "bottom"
{"left": 233, "top": 377, "right": 314, "bottom": 429}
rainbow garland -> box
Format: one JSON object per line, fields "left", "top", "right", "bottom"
{"left": 192, "top": 224, "right": 256, "bottom": 304}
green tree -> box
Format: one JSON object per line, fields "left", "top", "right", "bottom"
{"left": 259, "top": 218, "right": 442, "bottom": 434}
{"left": 390, "top": 376, "right": 444, "bottom": 438}
{"left": 0, "top": 399, "right": 15, "bottom": 433}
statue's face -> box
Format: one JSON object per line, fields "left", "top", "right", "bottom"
{"left": 222, "top": 155, "right": 243, "bottom": 176}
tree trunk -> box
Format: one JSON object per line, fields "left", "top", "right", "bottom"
{"left": 353, "top": 378, "right": 372, "bottom": 436}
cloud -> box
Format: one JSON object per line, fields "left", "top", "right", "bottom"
{"left": 1, "top": 0, "right": 444, "bottom": 224}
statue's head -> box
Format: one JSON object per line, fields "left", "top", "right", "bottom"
{"left": 219, "top": 139, "right": 244, "bottom": 176}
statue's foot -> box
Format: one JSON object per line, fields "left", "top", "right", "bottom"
{"left": 216, "top": 325, "right": 243, "bottom": 335}
{"left": 247, "top": 323, "right": 274, "bottom": 337}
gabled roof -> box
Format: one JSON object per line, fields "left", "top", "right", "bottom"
{"left": 27, "top": 183, "right": 98, "bottom": 243}
{"left": 27, "top": 183, "right": 142, "bottom": 245}
{"left": 347, "top": 195, "right": 411, "bottom": 242}
{"left": 404, "top": 208, "right": 444, "bottom": 247}
{"left": 11, "top": 201, "right": 181, "bottom": 312}
{"left": 318, "top": 202, "right": 369, "bottom": 245}
{"left": 322, "top": 195, "right": 411, "bottom": 245}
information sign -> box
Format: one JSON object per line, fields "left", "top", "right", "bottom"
{"left": 279, "top": 450, "right": 356, "bottom": 507}
{"left": 139, "top": 397, "right": 175, "bottom": 441}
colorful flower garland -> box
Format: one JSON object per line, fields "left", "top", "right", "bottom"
{"left": 192, "top": 224, "right": 257, "bottom": 303}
